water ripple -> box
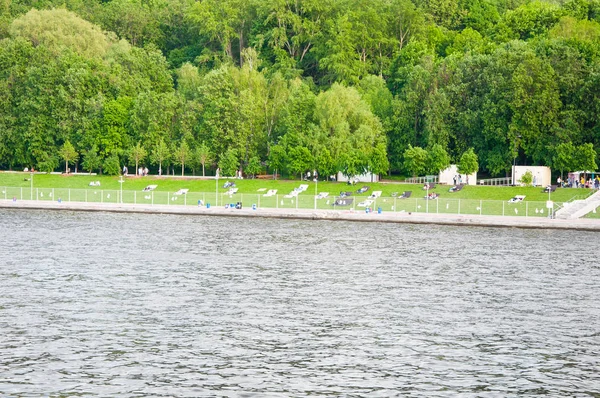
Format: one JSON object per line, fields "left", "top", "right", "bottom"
{"left": 0, "top": 209, "right": 598, "bottom": 396}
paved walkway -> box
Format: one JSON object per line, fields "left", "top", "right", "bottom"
{"left": 2, "top": 199, "right": 599, "bottom": 231}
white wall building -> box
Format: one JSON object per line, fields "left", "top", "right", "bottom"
{"left": 439, "top": 165, "right": 477, "bottom": 186}
{"left": 512, "top": 165, "right": 551, "bottom": 187}
{"left": 336, "top": 172, "right": 379, "bottom": 183}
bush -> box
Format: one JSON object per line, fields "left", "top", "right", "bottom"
{"left": 103, "top": 154, "right": 121, "bottom": 176}
{"left": 519, "top": 170, "right": 533, "bottom": 186}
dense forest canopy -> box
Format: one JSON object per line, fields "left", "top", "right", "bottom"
{"left": 0, "top": 0, "right": 599, "bottom": 176}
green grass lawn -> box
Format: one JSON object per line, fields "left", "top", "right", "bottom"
{"left": 0, "top": 171, "right": 593, "bottom": 203}
{"left": 584, "top": 204, "right": 600, "bottom": 218}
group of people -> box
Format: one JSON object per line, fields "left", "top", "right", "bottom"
{"left": 122, "top": 166, "right": 149, "bottom": 176}
{"left": 305, "top": 170, "right": 318, "bottom": 182}
{"left": 559, "top": 175, "right": 600, "bottom": 189}
{"left": 452, "top": 174, "right": 463, "bottom": 185}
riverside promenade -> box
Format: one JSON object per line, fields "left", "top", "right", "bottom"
{"left": 2, "top": 199, "right": 600, "bottom": 231}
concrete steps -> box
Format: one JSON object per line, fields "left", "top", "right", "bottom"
{"left": 555, "top": 190, "right": 600, "bottom": 219}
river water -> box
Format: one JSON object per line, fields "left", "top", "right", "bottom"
{"left": 0, "top": 209, "right": 598, "bottom": 397}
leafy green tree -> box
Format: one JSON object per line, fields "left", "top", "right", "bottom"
{"left": 101, "top": 98, "right": 131, "bottom": 159}
{"left": 315, "top": 147, "right": 335, "bottom": 180}
{"left": 173, "top": 141, "right": 191, "bottom": 176}
{"left": 82, "top": 145, "right": 101, "bottom": 174}
{"left": 37, "top": 152, "right": 59, "bottom": 173}
{"left": 313, "top": 83, "right": 387, "bottom": 176}
{"left": 59, "top": 140, "right": 78, "bottom": 174}
{"left": 9, "top": 8, "right": 113, "bottom": 58}
{"left": 369, "top": 143, "right": 390, "bottom": 178}
{"left": 427, "top": 144, "right": 450, "bottom": 175}
{"left": 151, "top": 138, "right": 170, "bottom": 176}
{"left": 519, "top": 170, "right": 533, "bottom": 186}
{"left": 267, "top": 144, "right": 286, "bottom": 178}
{"left": 553, "top": 142, "right": 575, "bottom": 180}
{"left": 103, "top": 153, "right": 121, "bottom": 176}
{"left": 187, "top": 0, "right": 255, "bottom": 65}
{"left": 128, "top": 142, "right": 147, "bottom": 176}
{"left": 458, "top": 148, "right": 479, "bottom": 183}
{"left": 99, "top": 0, "right": 163, "bottom": 48}
{"left": 574, "top": 143, "right": 597, "bottom": 172}
{"left": 219, "top": 147, "right": 239, "bottom": 177}
{"left": 403, "top": 145, "right": 428, "bottom": 177}
{"left": 245, "top": 155, "right": 262, "bottom": 178}
{"left": 194, "top": 142, "right": 213, "bottom": 177}
{"left": 288, "top": 146, "right": 313, "bottom": 179}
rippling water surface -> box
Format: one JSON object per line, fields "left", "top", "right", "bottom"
{"left": 0, "top": 209, "right": 599, "bottom": 396}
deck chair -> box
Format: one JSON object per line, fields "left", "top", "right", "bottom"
{"left": 333, "top": 198, "right": 354, "bottom": 206}
{"left": 399, "top": 191, "right": 412, "bottom": 199}
{"left": 358, "top": 199, "right": 374, "bottom": 207}
{"left": 508, "top": 195, "right": 526, "bottom": 203}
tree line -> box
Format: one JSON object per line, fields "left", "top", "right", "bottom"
{"left": 0, "top": 0, "right": 599, "bottom": 177}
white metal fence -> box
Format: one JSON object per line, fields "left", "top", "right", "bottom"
{"left": 1, "top": 186, "right": 562, "bottom": 218}
{"left": 404, "top": 176, "right": 439, "bottom": 184}
{"left": 478, "top": 177, "right": 513, "bottom": 186}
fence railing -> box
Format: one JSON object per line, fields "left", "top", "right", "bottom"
{"left": 478, "top": 177, "right": 513, "bottom": 186}
{"left": 1, "top": 186, "right": 564, "bottom": 218}
{"left": 404, "top": 176, "right": 439, "bottom": 184}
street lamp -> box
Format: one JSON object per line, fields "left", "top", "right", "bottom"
{"left": 314, "top": 177, "right": 318, "bottom": 210}
{"left": 215, "top": 168, "right": 219, "bottom": 207}
{"left": 118, "top": 175, "right": 124, "bottom": 203}
{"left": 426, "top": 183, "right": 429, "bottom": 213}
{"left": 512, "top": 135, "right": 522, "bottom": 186}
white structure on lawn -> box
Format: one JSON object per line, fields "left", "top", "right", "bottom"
{"left": 336, "top": 172, "right": 380, "bottom": 183}
{"left": 512, "top": 166, "right": 551, "bottom": 187}
{"left": 439, "top": 165, "right": 477, "bottom": 185}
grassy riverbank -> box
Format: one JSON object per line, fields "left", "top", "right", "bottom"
{"left": 0, "top": 171, "right": 594, "bottom": 203}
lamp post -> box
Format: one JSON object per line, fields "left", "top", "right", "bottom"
{"left": 512, "top": 135, "right": 522, "bottom": 186}
{"left": 215, "top": 168, "right": 219, "bottom": 207}
{"left": 118, "top": 175, "right": 124, "bottom": 203}
{"left": 426, "top": 183, "right": 429, "bottom": 213}
{"left": 314, "top": 177, "right": 318, "bottom": 210}
{"left": 30, "top": 171, "right": 33, "bottom": 200}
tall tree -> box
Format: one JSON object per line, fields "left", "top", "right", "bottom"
{"left": 128, "top": 141, "right": 147, "bottom": 176}
{"left": 59, "top": 140, "right": 78, "bottom": 173}
{"left": 82, "top": 145, "right": 101, "bottom": 175}
{"left": 403, "top": 145, "right": 428, "bottom": 177}
{"left": 458, "top": 148, "right": 479, "bottom": 183}
{"left": 195, "top": 142, "right": 213, "bottom": 177}
{"left": 173, "top": 141, "right": 190, "bottom": 176}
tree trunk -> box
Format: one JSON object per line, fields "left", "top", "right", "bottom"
{"left": 202, "top": 163, "right": 205, "bottom": 177}
{"left": 181, "top": 163, "right": 184, "bottom": 176}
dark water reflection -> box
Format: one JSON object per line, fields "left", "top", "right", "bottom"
{"left": 0, "top": 209, "right": 599, "bottom": 396}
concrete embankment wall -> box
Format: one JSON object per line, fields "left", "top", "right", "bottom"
{"left": 1, "top": 200, "right": 599, "bottom": 232}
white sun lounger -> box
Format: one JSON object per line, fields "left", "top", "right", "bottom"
{"left": 298, "top": 184, "right": 309, "bottom": 192}
{"left": 357, "top": 199, "right": 374, "bottom": 207}
{"left": 263, "top": 189, "right": 277, "bottom": 197}
{"left": 369, "top": 190, "right": 382, "bottom": 199}
{"left": 226, "top": 188, "right": 238, "bottom": 195}
{"left": 174, "top": 189, "right": 189, "bottom": 195}
{"left": 284, "top": 190, "right": 300, "bottom": 198}
{"left": 315, "top": 192, "right": 329, "bottom": 199}
{"left": 508, "top": 195, "right": 526, "bottom": 203}
{"left": 142, "top": 185, "right": 157, "bottom": 192}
